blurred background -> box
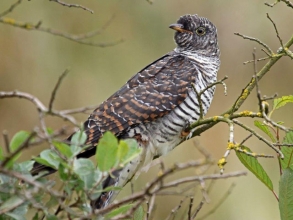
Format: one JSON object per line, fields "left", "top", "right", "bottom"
{"left": 0, "top": 0, "right": 292, "bottom": 219}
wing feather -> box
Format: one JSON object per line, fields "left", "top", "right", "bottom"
{"left": 84, "top": 52, "right": 197, "bottom": 145}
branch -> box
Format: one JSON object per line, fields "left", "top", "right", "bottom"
{"left": 48, "top": 69, "right": 69, "bottom": 112}
{"left": 0, "top": 17, "right": 124, "bottom": 48}
{"left": 197, "top": 183, "right": 236, "bottom": 220}
{"left": 265, "top": 0, "right": 293, "bottom": 8}
{"left": 49, "top": 0, "right": 94, "bottom": 14}
{"left": 0, "top": 0, "right": 22, "bottom": 17}
{"left": 91, "top": 159, "right": 246, "bottom": 217}
{"left": 234, "top": 33, "right": 273, "bottom": 55}
{"left": 0, "top": 90, "right": 77, "bottom": 125}
{"left": 190, "top": 31, "right": 293, "bottom": 137}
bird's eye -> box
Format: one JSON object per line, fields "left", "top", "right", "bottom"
{"left": 196, "top": 27, "right": 206, "bottom": 36}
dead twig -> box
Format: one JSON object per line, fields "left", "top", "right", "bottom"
{"left": 48, "top": 69, "right": 69, "bottom": 112}
{"left": 49, "top": 0, "right": 94, "bottom": 14}
{"left": 0, "top": 0, "right": 22, "bottom": 17}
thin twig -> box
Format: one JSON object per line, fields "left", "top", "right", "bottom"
{"left": 243, "top": 56, "right": 270, "bottom": 65}
{"left": 74, "top": 15, "right": 116, "bottom": 40}
{"left": 188, "top": 197, "right": 194, "bottom": 220}
{"left": 50, "top": 0, "right": 94, "bottom": 14}
{"left": 48, "top": 69, "right": 69, "bottom": 112}
{"left": 165, "top": 199, "right": 185, "bottom": 220}
{"left": 60, "top": 105, "right": 98, "bottom": 115}
{"left": 191, "top": 200, "right": 204, "bottom": 219}
{"left": 2, "top": 130, "right": 10, "bottom": 154}
{"left": 0, "top": 17, "right": 124, "bottom": 48}
{"left": 234, "top": 33, "right": 273, "bottom": 55}
{"left": 0, "top": 90, "right": 77, "bottom": 125}
{"left": 233, "top": 119, "right": 283, "bottom": 157}
{"left": 0, "top": 0, "right": 22, "bottom": 17}
{"left": 239, "top": 134, "right": 253, "bottom": 145}
{"left": 197, "top": 183, "right": 236, "bottom": 220}
{"left": 267, "top": 13, "right": 284, "bottom": 48}
{"left": 146, "top": 194, "right": 156, "bottom": 220}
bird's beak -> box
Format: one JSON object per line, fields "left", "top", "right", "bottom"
{"left": 169, "top": 24, "right": 192, "bottom": 34}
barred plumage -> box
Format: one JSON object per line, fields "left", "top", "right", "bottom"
{"left": 32, "top": 14, "right": 220, "bottom": 209}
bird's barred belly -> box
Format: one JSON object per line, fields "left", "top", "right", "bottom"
{"left": 127, "top": 84, "right": 215, "bottom": 162}
{"left": 104, "top": 79, "right": 216, "bottom": 208}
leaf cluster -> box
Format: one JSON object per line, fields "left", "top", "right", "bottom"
{"left": 0, "top": 131, "right": 142, "bottom": 219}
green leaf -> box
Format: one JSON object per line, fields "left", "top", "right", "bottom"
{"left": 5, "top": 213, "right": 26, "bottom": 220}
{"left": 39, "top": 149, "right": 60, "bottom": 169}
{"left": 74, "top": 159, "right": 95, "bottom": 176}
{"left": 96, "top": 132, "right": 118, "bottom": 171}
{"left": 117, "top": 140, "right": 129, "bottom": 163}
{"left": 70, "top": 130, "right": 87, "bottom": 155}
{"left": 133, "top": 205, "right": 145, "bottom": 220}
{"left": 0, "top": 196, "right": 23, "bottom": 213}
{"left": 9, "top": 131, "right": 30, "bottom": 152}
{"left": 32, "top": 212, "right": 39, "bottom": 220}
{"left": 6, "top": 131, "right": 31, "bottom": 167}
{"left": 58, "top": 163, "right": 69, "bottom": 181}
{"left": 33, "top": 157, "right": 54, "bottom": 169}
{"left": 14, "top": 160, "right": 35, "bottom": 173}
{"left": 236, "top": 145, "right": 273, "bottom": 191}
{"left": 74, "top": 159, "right": 102, "bottom": 190}
{"left": 121, "top": 139, "right": 141, "bottom": 165}
{"left": 254, "top": 120, "right": 276, "bottom": 142}
{"left": 46, "top": 215, "right": 59, "bottom": 220}
{"left": 106, "top": 204, "right": 133, "bottom": 218}
{"left": 279, "top": 168, "right": 293, "bottom": 220}
{"left": 5, "top": 203, "right": 27, "bottom": 220}
{"left": 273, "top": 95, "right": 293, "bottom": 111}
{"left": 53, "top": 141, "right": 72, "bottom": 158}
{"left": 0, "top": 147, "right": 4, "bottom": 161}
{"left": 281, "top": 131, "right": 293, "bottom": 170}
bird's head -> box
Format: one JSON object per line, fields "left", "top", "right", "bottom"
{"left": 169, "top": 14, "right": 219, "bottom": 57}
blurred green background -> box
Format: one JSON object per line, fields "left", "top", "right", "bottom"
{"left": 0, "top": 0, "right": 293, "bottom": 219}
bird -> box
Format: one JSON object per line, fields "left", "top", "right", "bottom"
{"left": 31, "top": 14, "right": 220, "bottom": 209}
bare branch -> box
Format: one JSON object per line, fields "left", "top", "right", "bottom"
{"left": 48, "top": 69, "right": 69, "bottom": 112}
{"left": 50, "top": 0, "right": 94, "bottom": 14}
{"left": 74, "top": 15, "right": 116, "bottom": 41}
{"left": 165, "top": 199, "right": 185, "bottom": 220}
{"left": 265, "top": 0, "right": 293, "bottom": 8}
{"left": 188, "top": 197, "right": 194, "bottom": 220}
{"left": 233, "top": 119, "right": 282, "bottom": 157}
{"left": 234, "top": 33, "right": 273, "bottom": 55}
{"left": 191, "top": 200, "right": 205, "bottom": 219}
{"left": 91, "top": 160, "right": 245, "bottom": 217}
{"left": 267, "top": 13, "right": 284, "bottom": 47}
{"left": 0, "top": 0, "right": 22, "bottom": 17}
{"left": 60, "top": 105, "right": 98, "bottom": 115}
{"left": 0, "top": 17, "right": 124, "bottom": 48}
{"left": 0, "top": 90, "right": 77, "bottom": 125}
{"left": 0, "top": 90, "right": 46, "bottom": 112}
{"left": 197, "top": 183, "right": 236, "bottom": 220}
{"left": 2, "top": 130, "right": 10, "bottom": 154}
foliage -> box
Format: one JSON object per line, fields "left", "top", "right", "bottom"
{"left": 0, "top": 131, "right": 142, "bottom": 219}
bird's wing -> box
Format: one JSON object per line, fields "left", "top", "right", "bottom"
{"left": 84, "top": 52, "right": 197, "bottom": 145}
{"left": 31, "top": 53, "right": 197, "bottom": 175}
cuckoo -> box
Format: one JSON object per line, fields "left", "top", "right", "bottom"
{"left": 31, "top": 14, "right": 220, "bottom": 209}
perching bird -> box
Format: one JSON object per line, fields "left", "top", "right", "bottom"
{"left": 31, "top": 14, "right": 220, "bottom": 209}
